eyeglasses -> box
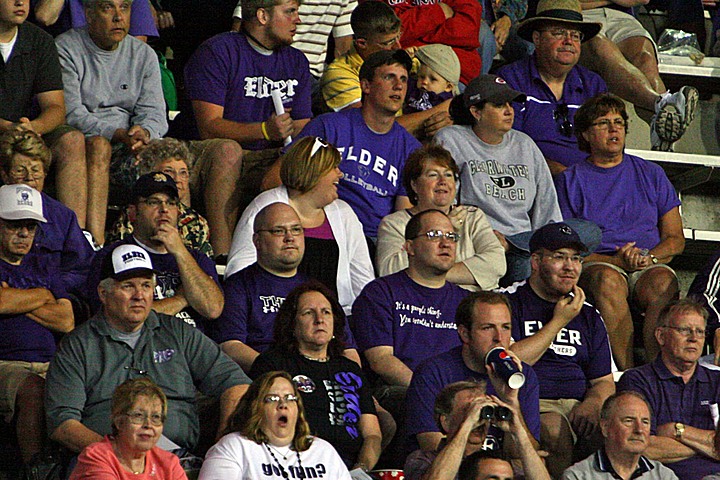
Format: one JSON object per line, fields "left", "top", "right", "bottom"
{"left": 664, "top": 326, "right": 707, "bottom": 338}
{"left": 371, "top": 31, "right": 402, "bottom": 48}
{"left": 161, "top": 167, "right": 190, "bottom": 180}
{"left": 140, "top": 198, "right": 179, "bottom": 209}
{"left": 256, "top": 226, "right": 304, "bottom": 237}
{"left": 124, "top": 411, "right": 166, "bottom": 426}
{"left": 538, "top": 252, "right": 583, "bottom": 264}
{"left": 9, "top": 165, "right": 45, "bottom": 180}
{"left": 413, "top": 230, "right": 461, "bottom": 243}
{"left": 310, "top": 137, "right": 329, "bottom": 157}
{"left": 542, "top": 28, "right": 584, "bottom": 42}
{"left": 553, "top": 104, "right": 574, "bottom": 137}
{"left": 264, "top": 394, "right": 299, "bottom": 404}
{"left": 590, "top": 118, "right": 627, "bottom": 130}
{"left": 0, "top": 219, "right": 38, "bottom": 233}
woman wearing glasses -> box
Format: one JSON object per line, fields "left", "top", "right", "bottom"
{"left": 250, "top": 281, "right": 381, "bottom": 471}
{"left": 199, "top": 371, "right": 351, "bottom": 479}
{"left": 70, "top": 378, "right": 186, "bottom": 479}
{"left": 434, "top": 74, "right": 562, "bottom": 286}
{"left": 225, "top": 136, "right": 374, "bottom": 316}
{"left": 376, "top": 144, "right": 506, "bottom": 291}
{"left": 554, "top": 93, "right": 684, "bottom": 368}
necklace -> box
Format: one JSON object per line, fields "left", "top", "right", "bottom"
{"left": 301, "top": 353, "right": 329, "bottom": 363}
{"left": 264, "top": 443, "right": 303, "bottom": 479}
{"left": 242, "top": 27, "right": 273, "bottom": 52}
{"left": 266, "top": 443, "right": 292, "bottom": 460}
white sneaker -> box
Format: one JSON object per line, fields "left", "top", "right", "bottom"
{"left": 653, "top": 86, "right": 699, "bottom": 143}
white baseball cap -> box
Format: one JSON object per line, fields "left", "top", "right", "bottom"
{"left": 0, "top": 184, "right": 47, "bottom": 223}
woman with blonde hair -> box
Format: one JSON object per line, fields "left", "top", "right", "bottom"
{"left": 199, "top": 371, "right": 350, "bottom": 479}
{"left": 225, "top": 136, "right": 374, "bottom": 316}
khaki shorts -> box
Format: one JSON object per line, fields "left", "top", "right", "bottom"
{"left": 0, "top": 361, "right": 48, "bottom": 422}
{"left": 539, "top": 398, "right": 582, "bottom": 443}
{"left": 583, "top": 8, "right": 658, "bottom": 59}
{"left": 582, "top": 261, "right": 675, "bottom": 299}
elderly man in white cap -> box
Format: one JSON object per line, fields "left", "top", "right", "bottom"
{"left": 0, "top": 184, "right": 74, "bottom": 468}
{"left": 46, "top": 243, "right": 250, "bottom": 459}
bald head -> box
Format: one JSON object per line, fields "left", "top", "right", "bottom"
{"left": 253, "top": 203, "right": 305, "bottom": 276}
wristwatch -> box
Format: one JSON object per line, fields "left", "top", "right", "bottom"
{"left": 675, "top": 422, "right": 685, "bottom": 439}
{"left": 650, "top": 254, "right": 659, "bottom": 264}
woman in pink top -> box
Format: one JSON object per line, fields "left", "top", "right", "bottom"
{"left": 70, "top": 378, "right": 186, "bottom": 479}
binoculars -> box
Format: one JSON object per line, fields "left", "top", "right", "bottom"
{"left": 480, "top": 405, "right": 512, "bottom": 421}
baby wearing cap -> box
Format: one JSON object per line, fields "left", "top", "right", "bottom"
{"left": 405, "top": 44, "right": 460, "bottom": 115}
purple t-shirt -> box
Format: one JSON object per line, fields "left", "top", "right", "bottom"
{"left": 30, "top": 0, "right": 159, "bottom": 37}
{"left": 351, "top": 271, "right": 467, "bottom": 370}
{"left": 0, "top": 259, "right": 67, "bottom": 362}
{"left": 87, "top": 238, "right": 220, "bottom": 332}
{"left": 618, "top": 357, "right": 720, "bottom": 480}
{"left": 504, "top": 281, "right": 612, "bottom": 400}
{"left": 555, "top": 153, "right": 681, "bottom": 254}
{"left": 405, "top": 346, "right": 541, "bottom": 451}
{"left": 404, "top": 83, "right": 453, "bottom": 114}
{"left": 497, "top": 54, "right": 607, "bottom": 168}
{"left": 296, "top": 109, "right": 421, "bottom": 237}
{"left": 25, "top": 192, "right": 94, "bottom": 293}
{"left": 184, "top": 32, "right": 312, "bottom": 151}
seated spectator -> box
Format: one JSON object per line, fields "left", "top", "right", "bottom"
{"left": 250, "top": 281, "right": 381, "bottom": 470}
{"left": 225, "top": 137, "right": 374, "bottom": 317}
{"left": 32, "top": 0, "right": 158, "bottom": 40}
{"left": 46, "top": 243, "right": 250, "bottom": 455}
{"left": 0, "top": 0, "right": 89, "bottom": 245}
{"left": 231, "top": 0, "right": 356, "bottom": 82}
{"left": 405, "top": 292, "right": 541, "bottom": 453}
{"left": 0, "top": 184, "right": 74, "bottom": 468}
{"left": 0, "top": 129, "right": 94, "bottom": 293}
{"left": 435, "top": 75, "right": 562, "bottom": 286}
{"left": 184, "top": 0, "right": 312, "bottom": 221}
{"left": 561, "top": 391, "right": 679, "bottom": 480}
{"left": 404, "top": 380, "right": 550, "bottom": 480}
{"left": 106, "top": 138, "right": 213, "bottom": 257}
{"left": 504, "top": 222, "right": 615, "bottom": 478}
{"left": 198, "top": 371, "right": 351, "bottom": 479}
{"left": 617, "top": 299, "right": 720, "bottom": 480}
{"left": 216, "top": 202, "right": 360, "bottom": 370}
{"left": 55, "top": 0, "right": 168, "bottom": 246}
{"left": 69, "top": 378, "right": 185, "bottom": 479}
{"left": 496, "top": 0, "right": 608, "bottom": 175}
{"left": 376, "top": 144, "right": 506, "bottom": 291}
{"left": 87, "top": 172, "right": 223, "bottom": 332}
{"left": 687, "top": 248, "right": 720, "bottom": 362}
{"left": 320, "top": 2, "right": 452, "bottom": 139}
{"left": 352, "top": 210, "right": 468, "bottom": 419}
{"left": 554, "top": 93, "right": 684, "bottom": 368}
{"left": 296, "top": 50, "right": 421, "bottom": 240}
{"left": 404, "top": 44, "right": 459, "bottom": 117}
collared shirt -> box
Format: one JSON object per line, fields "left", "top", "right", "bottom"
{"left": 561, "top": 448, "right": 678, "bottom": 480}
{"left": 617, "top": 357, "right": 720, "bottom": 480}
{"left": 497, "top": 54, "right": 607, "bottom": 168}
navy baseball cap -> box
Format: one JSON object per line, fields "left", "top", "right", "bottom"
{"left": 132, "top": 172, "right": 178, "bottom": 202}
{"left": 529, "top": 222, "right": 587, "bottom": 253}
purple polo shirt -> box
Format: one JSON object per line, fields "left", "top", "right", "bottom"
{"left": 617, "top": 357, "right": 720, "bottom": 480}
{"left": 497, "top": 54, "right": 607, "bottom": 168}
{"left": 351, "top": 271, "right": 468, "bottom": 371}
{"left": 504, "top": 281, "right": 613, "bottom": 400}
{"left": 555, "top": 153, "right": 681, "bottom": 254}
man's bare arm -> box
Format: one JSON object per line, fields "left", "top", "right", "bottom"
{"left": 0, "top": 284, "right": 55, "bottom": 315}
{"left": 364, "top": 346, "right": 413, "bottom": 387}
{"left": 645, "top": 435, "right": 697, "bottom": 463}
{"left": 30, "top": 90, "right": 66, "bottom": 135}
{"left": 217, "top": 384, "right": 249, "bottom": 440}
{"left": 50, "top": 419, "right": 104, "bottom": 453}
{"left": 26, "top": 298, "right": 74, "bottom": 333}
{"left": 221, "top": 340, "right": 260, "bottom": 372}
{"left": 34, "top": 0, "right": 65, "bottom": 26}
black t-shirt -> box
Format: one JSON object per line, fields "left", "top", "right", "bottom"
{"left": 250, "top": 348, "right": 377, "bottom": 467}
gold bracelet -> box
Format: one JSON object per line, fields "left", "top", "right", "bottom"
{"left": 261, "top": 121, "right": 270, "bottom": 141}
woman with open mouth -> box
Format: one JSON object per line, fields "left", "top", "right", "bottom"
{"left": 199, "top": 371, "right": 351, "bottom": 479}
{"left": 250, "top": 280, "right": 382, "bottom": 472}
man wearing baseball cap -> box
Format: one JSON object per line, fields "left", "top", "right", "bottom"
{"left": 0, "top": 184, "right": 74, "bottom": 467}
{"left": 502, "top": 221, "right": 615, "bottom": 477}
{"left": 86, "top": 172, "right": 223, "bottom": 333}
{"left": 46, "top": 242, "right": 250, "bottom": 459}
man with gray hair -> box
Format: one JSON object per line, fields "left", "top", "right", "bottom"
{"left": 562, "top": 391, "right": 678, "bottom": 480}
{"left": 46, "top": 243, "right": 250, "bottom": 456}
{"left": 0, "top": 184, "right": 74, "bottom": 467}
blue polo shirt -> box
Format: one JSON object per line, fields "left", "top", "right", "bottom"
{"left": 497, "top": 54, "right": 607, "bottom": 168}
{"left": 617, "top": 357, "right": 720, "bottom": 480}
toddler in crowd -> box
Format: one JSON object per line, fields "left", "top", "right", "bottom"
{"left": 405, "top": 44, "right": 460, "bottom": 114}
